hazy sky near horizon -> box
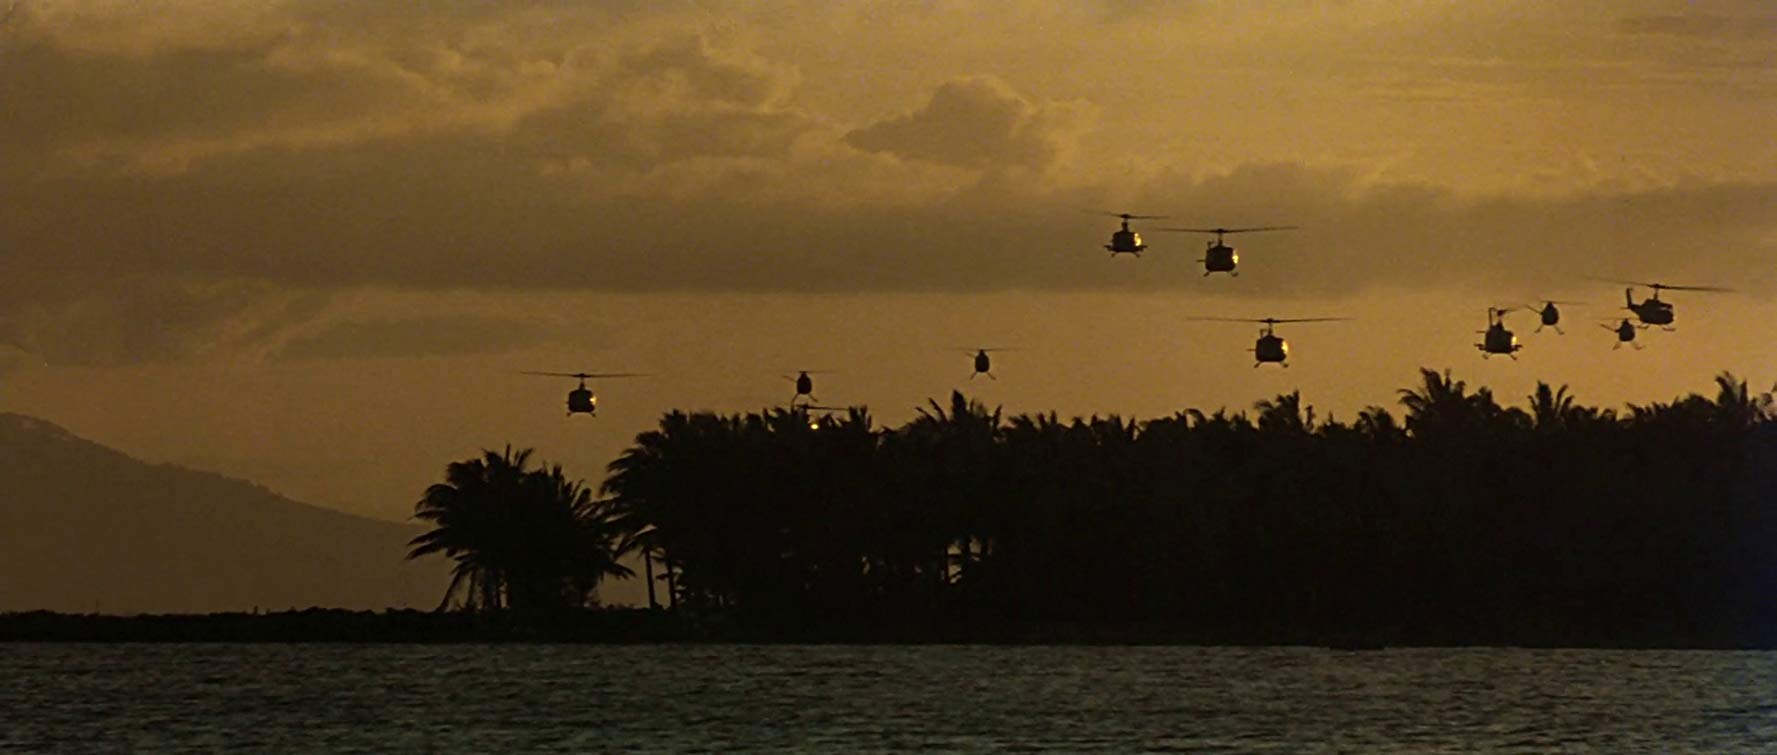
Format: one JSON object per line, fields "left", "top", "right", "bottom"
{"left": 5, "top": 0, "right": 1777, "bottom": 585}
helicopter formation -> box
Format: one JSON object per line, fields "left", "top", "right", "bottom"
{"left": 1097, "top": 212, "right": 1296, "bottom": 277}
{"left": 1471, "top": 281, "right": 1732, "bottom": 359}
{"left": 520, "top": 219, "right": 1735, "bottom": 416}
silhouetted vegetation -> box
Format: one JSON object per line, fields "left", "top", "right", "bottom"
{"left": 370, "top": 370, "right": 1777, "bottom": 646}
{"left": 0, "top": 608, "right": 691, "bottom": 643}
{"left": 408, "top": 447, "right": 632, "bottom": 614}
{"left": 593, "top": 370, "right": 1777, "bottom": 647}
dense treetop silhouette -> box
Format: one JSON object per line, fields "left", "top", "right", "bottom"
{"left": 406, "top": 369, "right": 1777, "bottom": 646}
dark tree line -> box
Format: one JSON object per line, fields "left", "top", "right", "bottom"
{"left": 591, "top": 370, "right": 1777, "bottom": 645}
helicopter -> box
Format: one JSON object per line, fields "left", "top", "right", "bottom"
{"left": 1097, "top": 212, "right": 1168, "bottom": 256}
{"left": 1187, "top": 316, "right": 1348, "bottom": 367}
{"left": 1527, "top": 300, "right": 1584, "bottom": 334}
{"left": 1476, "top": 308, "right": 1522, "bottom": 359}
{"left": 1156, "top": 225, "right": 1297, "bottom": 276}
{"left": 1602, "top": 318, "right": 1644, "bottom": 350}
{"left": 791, "top": 403, "right": 851, "bottom": 430}
{"left": 521, "top": 371, "right": 646, "bottom": 416}
{"left": 962, "top": 348, "right": 1017, "bottom": 380}
{"left": 782, "top": 370, "right": 835, "bottom": 407}
{"left": 1602, "top": 280, "right": 1733, "bottom": 329}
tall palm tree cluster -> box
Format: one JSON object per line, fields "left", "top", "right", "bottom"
{"left": 597, "top": 370, "right": 1777, "bottom": 644}
{"left": 408, "top": 447, "right": 632, "bottom": 613}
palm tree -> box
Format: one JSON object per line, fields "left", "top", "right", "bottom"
{"left": 621, "top": 523, "right": 665, "bottom": 610}
{"left": 409, "top": 447, "right": 632, "bottom": 613}
{"left": 604, "top": 417, "right": 677, "bottom": 610}
{"left": 1528, "top": 382, "right": 1575, "bottom": 433}
{"left": 1710, "top": 371, "right": 1770, "bottom": 430}
{"left": 1398, "top": 367, "right": 1526, "bottom": 439}
{"left": 1353, "top": 405, "right": 1404, "bottom": 443}
{"left": 1255, "top": 391, "right": 1315, "bottom": 435}
{"left": 1398, "top": 368, "right": 1479, "bottom": 438}
{"left": 408, "top": 446, "right": 534, "bottom": 611}
{"left": 524, "top": 465, "right": 635, "bottom": 609}
{"left": 903, "top": 393, "right": 1005, "bottom": 586}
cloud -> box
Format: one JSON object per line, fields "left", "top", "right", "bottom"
{"left": 13, "top": 147, "right": 1774, "bottom": 305}
{"left": 3, "top": 2, "right": 1776, "bottom": 365}
{"left": 0, "top": 277, "right": 330, "bottom": 367}
{"left": 844, "top": 76, "right": 1093, "bottom": 172}
{"left": 275, "top": 314, "right": 562, "bottom": 361}
{"left": 1617, "top": 14, "right": 1777, "bottom": 38}
{"left": 0, "top": 29, "right": 438, "bottom": 156}
{"left": 606, "top": 31, "right": 796, "bottom": 112}
{"left": 0, "top": 0, "right": 606, "bottom": 174}
{"left": 509, "top": 31, "right": 819, "bottom": 172}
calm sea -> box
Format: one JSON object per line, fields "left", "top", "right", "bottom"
{"left": 3, "top": 644, "right": 1774, "bottom": 752}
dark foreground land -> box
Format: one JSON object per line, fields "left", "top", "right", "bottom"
{"left": 12, "top": 373, "right": 1777, "bottom": 648}
{"left": 4, "top": 608, "right": 1774, "bottom": 649}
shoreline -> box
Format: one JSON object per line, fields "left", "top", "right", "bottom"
{"left": 5, "top": 609, "right": 1772, "bottom": 650}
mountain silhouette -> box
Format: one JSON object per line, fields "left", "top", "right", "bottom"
{"left": 0, "top": 413, "right": 442, "bottom": 614}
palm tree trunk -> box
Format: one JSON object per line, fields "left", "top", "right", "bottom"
{"left": 484, "top": 568, "right": 502, "bottom": 612}
{"left": 643, "top": 547, "right": 659, "bottom": 610}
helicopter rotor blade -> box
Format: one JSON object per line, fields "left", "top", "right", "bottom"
{"left": 1156, "top": 226, "right": 1299, "bottom": 234}
{"left": 1584, "top": 277, "right": 1733, "bottom": 293}
{"left": 521, "top": 371, "right": 648, "bottom": 379}
{"left": 1088, "top": 210, "right": 1170, "bottom": 220}
{"left": 1184, "top": 316, "right": 1349, "bottom": 324}
{"left": 1583, "top": 276, "right": 1649, "bottom": 288}
{"left": 1650, "top": 284, "right": 1733, "bottom": 293}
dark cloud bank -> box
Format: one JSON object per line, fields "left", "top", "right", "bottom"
{"left": 3, "top": 11, "right": 1774, "bottom": 365}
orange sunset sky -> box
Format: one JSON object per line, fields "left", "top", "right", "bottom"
{"left": 4, "top": 0, "right": 1776, "bottom": 553}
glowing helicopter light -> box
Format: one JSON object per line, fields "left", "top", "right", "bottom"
{"left": 1093, "top": 211, "right": 1169, "bottom": 256}
{"left": 521, "top": 370, "right": 647, "bottom": 417}
{"left": 1185, "top": 315, "right": 1348, "bottom": 366}
{"left": 797, "top": 405, "right": 847, "bottom": 430}
{"left": 1156, "top": 225, "right": 1297, "bottom": 276}
{"left": 1476, "top": 307, "right": 1524, "bottom": 358}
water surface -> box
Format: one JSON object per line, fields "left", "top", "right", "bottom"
{"left": 5, "top": 645, "right": 1774, "bottom": 752}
